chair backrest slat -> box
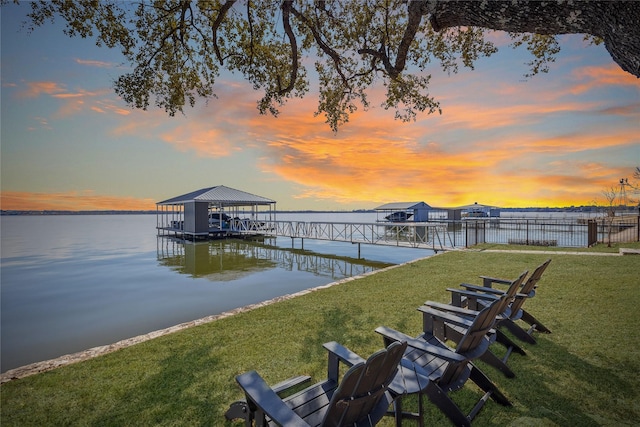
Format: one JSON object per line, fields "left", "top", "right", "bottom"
{"left": 439, "top": 294, "right": 507, "bottom": 385}
{"left": 509, "top": 259, "right": 551, "bottom": 316}
{"left": 322, "top": 341, "right": 406, "bottom": 426}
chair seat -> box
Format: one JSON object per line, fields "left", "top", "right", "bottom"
{"left": 281, "top": 380, "right": 339, "bottom": 426}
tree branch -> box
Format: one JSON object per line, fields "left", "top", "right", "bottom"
{"left": 290, "top": 4, "right": 351, "bottom": 90}
{"left": 393, "top": 0, "right": 424, "bottom": 76}
{"left": 211, "top": 0, "right": 237, "bottom": 64}
{"left": 279, "top": 1, "right": 298, "bottom": 95}
{"left": 427, "top": 0, "right": 640, "bottom": 77}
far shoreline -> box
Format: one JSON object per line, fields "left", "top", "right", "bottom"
{"left": 0, "top": 205, "right": 621, "bottom": 217}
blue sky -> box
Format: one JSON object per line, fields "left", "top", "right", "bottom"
{"left": 1, "top": 3, "right": 638, "bottom": 211}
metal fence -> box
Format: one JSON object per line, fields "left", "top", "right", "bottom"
{"left": 452, "top": 216, "right": 638, "bottom": 248}
{"left": 592, "top": 215, "right": 640, "bottom": 246}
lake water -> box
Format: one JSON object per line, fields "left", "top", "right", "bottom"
{"left": 0, "top": 214, "right": 431, "bottom": 372}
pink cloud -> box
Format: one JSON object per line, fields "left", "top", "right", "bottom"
{"left": 17, "top": 79, "right": 129, "bottom": 119}
{"left": 74, "top": 58, "right": 115, "bottom": 68}
{"left": 19, "top": 81, "right": 66, "bottom": 98}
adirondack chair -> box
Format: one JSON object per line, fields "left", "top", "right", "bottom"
{"left": 225, "top": 340, "right": 407, "bottom": 426}
{"left": 426, "top": 270, "right": 529, "bottom": 377}
{"left": 376, "top": 294, "right": 512, "bottom": 427}
{"left": 457, "top": 259, "right": 552, "bottom": 344}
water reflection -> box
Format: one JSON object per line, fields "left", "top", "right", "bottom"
{"left": 157, "top": 237, "right": 393, "bottom": 281}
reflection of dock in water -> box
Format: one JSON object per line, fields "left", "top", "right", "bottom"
{"left": 157, "top": 237, "right": 392, "bottom": 281}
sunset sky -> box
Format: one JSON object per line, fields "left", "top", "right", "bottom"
{"left": 1, "top": 4, "right": 638, "bottom": 211}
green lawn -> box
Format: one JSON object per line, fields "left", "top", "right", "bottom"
{"left": 1, "top": 249, "right": 639, "bottom": 426}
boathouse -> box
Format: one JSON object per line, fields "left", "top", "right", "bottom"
{"left": 375, "top": 201, "right": 431, "bottom": 222}
{"left": 156, "top": 185, "right": 276, "bottom": 239}
{"left": 456, "top": 202, "right": 500, "bottom": 218}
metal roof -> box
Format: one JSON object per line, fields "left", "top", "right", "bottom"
{"left": 455, "top": 202, "right": 498, "bottom": 210}
{"left": 157, "top": 185, "right": 275, "bottom": 206}
{"left": 375, "top": 202, "right": 431, "bottom": 211}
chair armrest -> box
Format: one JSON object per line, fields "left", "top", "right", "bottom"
{"left": 459, "top": 283, "right": 506, "bottom": 295}
{"left": 423, "top": 301, "right": 480, "bottom": 318}
{"left": 375, "top": 326, "right": 465, "bottom": 363}
{"left": 323, "top": 341, "right": 365, "bottom": 367}
{"left": 324, "top": 341, "right": 366, "bottom": 382}
{"left": 271, "top": 375, "right": 312, "bottom": 396}
{"left": 447, "top": 288, "right": 500, "bottom": 302}
{"left": 418, "top": 305, "right": 475, "bottom": 329}
{"left": 236, "top": 371, "right": 309, "bottom": 426}
{"left": 480, "top": 275, "right": 512, "bottom": 287}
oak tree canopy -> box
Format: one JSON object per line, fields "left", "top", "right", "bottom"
{"left": 18, "top": 0, "right": 640, "bottom": 130}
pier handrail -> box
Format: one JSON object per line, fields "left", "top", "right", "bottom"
{"left": 248, "top": 219, "right": 456, "bottom": 251}
{"left": 158, "top": 215, "right": 635, "bottom": 248}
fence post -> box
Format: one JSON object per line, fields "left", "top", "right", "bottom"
{"left": 453, "top": 222, "right": 456, "bottom": 247}
{"left": 587, "top": 220, "right": 597, "bottom": 247}
{"left": 464, "top": 221, "right": 468, "bottom": 248}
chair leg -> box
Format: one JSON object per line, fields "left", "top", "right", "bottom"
{"left": 391, "top": 395, "right": 424, "bottom": 427}
{"left": 424, "top": 382, "right": 471, "bottom": 427}
{"left": 520, "top": 310, "right": 552, "bottom": 333}
{"left": 224, "top": 400, "right": 253, "bottom": 426}
{"left": 495, "top": 329, "right": 527, "bottom": 354}
{"left": 468, "top": 363, "right": 511, "bottom": 407}
{"left": 478, "top": 349, "right": 516, "bottom": 378}
{"left": 501, "top": 319, "right": 537, "bottom": 344}
{"left": 393, "top": 396, "right": 402, "bottom": 427}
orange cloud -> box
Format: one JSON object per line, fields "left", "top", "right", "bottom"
{"left": 250, "top": 121, "right": 488, "bottom": 204}
{"left": 570, "top": 64, "right": 640, "bottom": 94}
{"left": 227, "top": 86, "right": 637, "bottom": 208}
{"left": 159, "top": 123, "right": 241, "bottom": 158}
{"left": 1, "top": 191, "right": 156, "bottom": 211}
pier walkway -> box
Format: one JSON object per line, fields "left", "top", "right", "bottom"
{"left": 158, "top": 219, "right": 462, "bottom": 251}
{"left": 159, "top": 215, "right": 639, "bottom": 250}
{"left": 239, "top": 219, "right": 464, "bottom": 252}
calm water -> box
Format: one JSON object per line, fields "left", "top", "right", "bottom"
{"left": 0, "top": 214, "right": 431, "bottom": 372}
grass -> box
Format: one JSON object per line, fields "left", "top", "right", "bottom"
{"left": 1, "top": 249, "right": 639, "bottom": 426}
{"left": 474, "top": 241, "right": 640, "bottom": 253}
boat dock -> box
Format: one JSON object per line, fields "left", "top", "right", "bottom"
{"left": 155, "top": 186, "right": 639, "bottom": 252}
{"left": 158, "top": 218, "right": 464, "bottom": 252}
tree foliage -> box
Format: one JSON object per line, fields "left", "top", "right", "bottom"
{"left": 16, "top": 0, "right": 640, "bottom": 130}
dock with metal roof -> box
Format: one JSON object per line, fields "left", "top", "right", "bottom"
{"left": 156, "top": 185, "right": 277, "bottom": 240}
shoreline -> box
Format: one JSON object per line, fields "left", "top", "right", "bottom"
{"left": 2, "top": 246, "right": 634, "bottom": 384}
{"left": 0, "top": 259, "right": 424, "bottom": 384}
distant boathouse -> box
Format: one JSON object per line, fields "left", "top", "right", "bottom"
{"left": 156, "top": 185, "right": 276, "bottom": 240}
{"left": 374, "top": 201, "right": 431, "bottom": 222}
